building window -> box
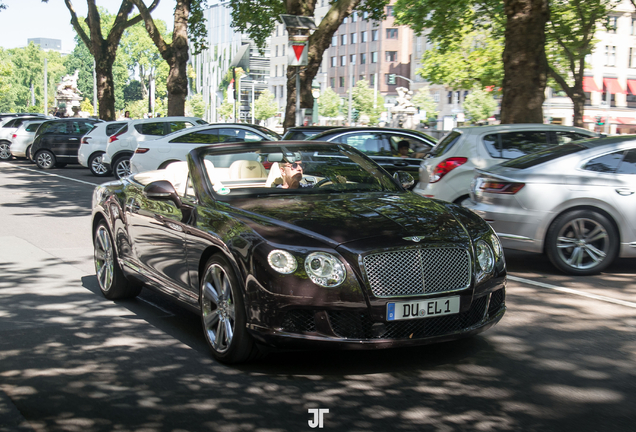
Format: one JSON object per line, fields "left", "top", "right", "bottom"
{"left": 371, "top": 52, "right": 378, "bottom": 63}
{"left": 363, "top": 12, "right": 369, "bottom": 20}
{"left": 343, "top": 17, "right": 348, "bottom": 24}
{"left": 433, "top": 92, "right": 440, "bottom": 102}
{"left": 632, "top": 17, "right": 636, "bottom": 35}
{"left": 341, "top": 34, "right": 347, "bottom": 45}
{"left": 360, "top": 53, "right": 367, "bottom": 64}
{"left": 330, "top": 77, "right": 335, "bottom": 88}
{"left": 630, "top": 48, "right": 636, "bottom": 68}
{"left": 273, "top": 86, "right": 277, "bottom": 98}
{"left": 341, "top": 55, "right": 346, "bottom": 66}
{"left": 387, "top": 6, "right": 394, "bottom": 16}
{"left": 332, "top": 35, "right": 337, "bottom": 46}
{"left": 386, "top": 74, "right": 397, "bottom": 85}
{"left": 280, "top": 85, "right": 284, "bottom": 98}
{"left": 607, "top": 15, "right": 618, "bottom": 33}
{"left": 370, "top": 74, "right": 375, "bottom": 85}
{"left": 352, "top": 76, "right": 356, "bottom": 86}
{"left": 351, "top": 33, "right": 357, "bottom": 44}
{"left": 386, "top": 51, "right": 397, "bottom": 62}
{"left": 372, "top": 30, "right": 378, "bottom": 41}
{"left": 282, "top": 45, "right": 285, "bottom": 56}
{"left": 331, "top": 56, "right": 337, "bottom": 67}
{"left": 350, "top": 54, "right": 356, "bottom": 64}
{"left": 360, "top": 74, "right": 365, "bottom": 82}
{"left": 275, "top": 45, "right": 278, "bottom": 57}
{"left": 352, "top": 12, "right": 358, "bottom": 22}
{"left": 339, "top": 76, "right": 345, "bottom": 87}
{"left": 605, "top": 45, "right": 616, "bottom": 66}
{"left": 386, "top": 28, "right": 398, "bottom": 39}
{"left": 361, "top": 31, "right": 367, "bottom": 43}
{"left": 448, "top": 91, "right": 453, "bottom": 104}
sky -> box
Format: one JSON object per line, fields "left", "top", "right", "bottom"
{"left": 0, "top": 0, "right": 176, "bottom": 52}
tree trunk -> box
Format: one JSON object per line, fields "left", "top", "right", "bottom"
{"left": 282, "top": 0, "right": 361, "bottom": 129}
{"left": 500, "top": 0, "right": 549, "bottom": 124}
{"left": 95, "top": 59, "right": 116, "bottom": 120}
{"left": 549, "top": 67, "right": 586, "bottom": 127}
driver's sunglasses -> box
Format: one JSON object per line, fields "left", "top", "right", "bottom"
{"left": 285, "top": 162, "right": 303, "bottom": 169}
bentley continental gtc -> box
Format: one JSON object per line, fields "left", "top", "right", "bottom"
{"left": 91, "top": 141, "right": 506, "bottom": 363}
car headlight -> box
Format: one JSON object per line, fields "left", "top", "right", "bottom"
{"left": 476, "top": 240, "right": 494, "bottom": 273}
{"left": 491, "top": 232, "right": 503, "bottom": 259}
{"left": 304, "top": 252, "right": 345, "bottom": 287}
{"left": 268, "top": 250, "right": 297, "bottom": 274}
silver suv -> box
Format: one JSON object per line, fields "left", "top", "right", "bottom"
{"left": 413, "top": 124, "right": 600, "bottom": 204}
{"left": 102, "top": 116, "right": 207, "bottom": 178}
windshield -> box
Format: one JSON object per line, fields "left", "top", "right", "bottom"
{"left": 199, "top": 143, "right": 402, "bottom": 199}
{"left": 499, "top": 143, "right": 587, "bottom": 169}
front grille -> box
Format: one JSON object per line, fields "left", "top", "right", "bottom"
{"left": 328, "top": 296, "right": 487, "bottom": 340}
{"left": 488, "top": 289, "right": 505, "bottom": 316}
{"left": 362, "top": 247, "right": 471, "bottom": 298}
{"left": 280, "top": 310, "right": 316, "bottom": 333}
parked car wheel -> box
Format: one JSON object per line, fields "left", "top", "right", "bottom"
{"left": 93, "top": 221, "right": 142, "bottom": 299}
{"left": 35, "top": 150, "right": 56, "bottom": 169}
{"left": 546, "top": 209, "right": 619, "bottom": 276}
{"left": 200, "top": 254, "right": 259, "bottom": 364}
{"left": 113, "top": 156, "right": 132, "bottom": 179}
{"left": 89, "top": 152, "right": 111, "bottom": 177}
{"left": 26, "top": 145, "right": 34, "bottom": 162}
{"left": 0, "top": 141, "right": 11, "bottom": 160}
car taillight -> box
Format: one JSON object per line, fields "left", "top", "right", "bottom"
{"left": 12, "top": 133, "right": 17, "bottom": 139}
{"left": 430, "top": 157, "right": 468, "bottom": 183}
{"left": 80, "top": 137, "right": 89, "bottom": 145}
{"left": 135, "top": 148, "right": 149, "bottom": 154}
{"left": 480, "top": 180, "right": 525, "bottom": 194}
{"left": 108, "top": 135, "right": 118, "bottom": 143}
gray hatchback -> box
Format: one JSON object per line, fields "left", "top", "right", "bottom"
{"left": 466, "top": 136, "right": 636, "bottom": 275}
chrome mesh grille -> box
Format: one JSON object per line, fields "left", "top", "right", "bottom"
{"left": 362, "top": 247, "right": 471, "bottom": 298}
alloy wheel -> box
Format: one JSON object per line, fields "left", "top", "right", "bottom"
{"left": 201, "top": 263, "right": 235, "bottom": 353}
{"left": 115, "top": 159, "right": 131, "bottom": 178}
{"left": 91, "top": 155, "right": 109, "bottom": 175}
{"left": 94, "top": 225, "right": 114, "bottom": 292}
{"left": 36, "top": 151, "right": 54, "bottom": 169}
{"left": 0, "top": 143, "right": 11, "bottom": 160}
{"left": 556, "top": 217, "right": 609, "bottom": 270}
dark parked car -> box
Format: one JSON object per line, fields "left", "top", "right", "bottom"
{"left": 92, "top": 141, "right": 506, "bottom": 363}
{"left": 308, "top": 127, "right": 437, "bottom": 184}
{"left": 31, "top": 118, "right": 101, "bottom": 169}
{"left": 281, "top": 126, "right": 340, "bottom": 140}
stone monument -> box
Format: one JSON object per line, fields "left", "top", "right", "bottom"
{"left": 390, "top": 86, "right": 418, "bottom": 129}
{"left": 55, "top": 70, "right": 83, "bottom": 117}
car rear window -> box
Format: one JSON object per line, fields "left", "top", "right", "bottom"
{"left": 582, "top": 151, "right": 624, "bottom": 173}
{"left": 429, "top": 131, "right": 461, "bottom": 157}
{"left": 135, "top": 122, "right": 166, "bottom": 136}
{"left": 484, "top": 131, "right": 551, "bottom": 158}
{"left": 499, "top": 143, "right": 587, "bottom": 169}
{"left": 106, "top": 123, "right": 126, "bottom": 135}
{"left": 25, "top": 122, "right": 43, "bottom": 132}
{"left": 171, "top": 129, "right": 220, "bottom": 144}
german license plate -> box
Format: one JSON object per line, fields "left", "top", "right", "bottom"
{"left": 386, "top": 296, "right": 460, "bottom": 321}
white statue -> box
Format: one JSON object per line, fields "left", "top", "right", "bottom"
{"left": 395, "top": 86, "right": 414, "bottom": 109}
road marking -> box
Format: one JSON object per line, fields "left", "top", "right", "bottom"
{"left": 6, "top": 163, "right": 101, "bottom": 187}
{"left": 508, "top": 275, "right": 636, "bottom": 309}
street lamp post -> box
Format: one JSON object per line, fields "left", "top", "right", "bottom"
{"left": 394, "top": 74, "right": 413, "bottom": 88}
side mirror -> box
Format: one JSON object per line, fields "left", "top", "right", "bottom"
{"left": 144, "top": 180, "right": 182, "bottom": 208}
{"left": 393, "top": 171, "right": 415, "bottom": 189}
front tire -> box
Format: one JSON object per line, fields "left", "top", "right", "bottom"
{"left": 113, "top": 156, "right": 131, "bottom": 179}
{"left": 200, "top": 254, "right": 259, "bottom": 363}
{"left": 94, "top": 221, "right": 142, "bottom": 299}
{"left": 546, "top": 210, "right": 619, "bottom": 275}
{"left": 35, "top": 150, "right": 56, "bottom": 169}
{"left": 89, "top": 152, "right": 111, "bottom": 177}
{"left": 0, "top": 141, "right": 12, "bottom": 160}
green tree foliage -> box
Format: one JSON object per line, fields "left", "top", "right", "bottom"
{"left": 417, "top": 28, "right": 504, "bottom": 90}
{"left": 254, "top": 89, "right": 278, "bottom": 122}
{"left": 411, "top": 87, "right": 439, "bottom": 120}
{"left": 80, "top": 97, "right": 94, "bottom": 114}
{"left": 123, "top": 80, "right": 144, "bottom": 103}
{"left": 186, "top": 93, "right": 206, "bottom": 118}
{"left": 546, "top": 0, "right": 619, "bottom": 126}
{"left": 462, "top": 88, "right": 498, "bottom": 123}
{"left": 229, "top": 0, "right": 389, "bottom": 129}
{"left": 351, "top": 80, "right": 384, "bottom": 125}
{"left": 217, "top": 96, "right": 234, "bottom": 121}
{"left": 318, "top": 87, "right": 341, "bottom": 119}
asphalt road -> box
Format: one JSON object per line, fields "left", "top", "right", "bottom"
{"left": 1, "top": 160, "right": 635, "bottom": 432}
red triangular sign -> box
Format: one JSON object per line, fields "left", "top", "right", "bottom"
{"left": 292, "top": 44, "right": 305, "bottom": 62}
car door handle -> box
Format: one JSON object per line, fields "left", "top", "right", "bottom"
{"left": 68, "top": 138, "right": 79, "bottom": 141}
{"left": 615, "top": 188, "right": 634, "bottom": 196}
{"left": 393, "top": 161, "right": 408, "bottom": 166}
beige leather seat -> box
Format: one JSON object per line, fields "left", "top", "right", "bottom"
{"left": 228, "top": 159, "right": 268, "bottom": 179}
{"left": 265, "top": 162, "right": 283, "bottom": 187}
{"left": 163, "top": 161, "right": 189, "bottom": 196}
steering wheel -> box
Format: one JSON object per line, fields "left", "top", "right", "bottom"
{"left": 314, "top": 178, "right": 333, "bottom": 187}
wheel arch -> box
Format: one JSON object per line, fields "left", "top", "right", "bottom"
{"left": 542, "top": 204, "right": 621, "bottom": 254}
{"left": 112, "top": 150, "right": 134, "bottom": 164}
{"left": 158, "top": 159, "right": 182, "bottom": 170}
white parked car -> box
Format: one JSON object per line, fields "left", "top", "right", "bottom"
{"left": 78, "top": 120, "right": 130, "bottom": 177}
{"left": 102, "top": 116, "right": 208, "bottom": 178}
{"left": 0, "top": 115, "right": 50, "bottom": 160}
{"left": 8, "top": 119, "right": 47, "bottom": 159}
{"left": 413, "top": 124, "right": 600, "bottom": 204}
{"left": 129, "top": 123, "right": 280, "bottom": 174}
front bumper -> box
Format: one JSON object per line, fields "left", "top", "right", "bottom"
{"left": 247, "top": 288, "right": 506, "bottom": 349}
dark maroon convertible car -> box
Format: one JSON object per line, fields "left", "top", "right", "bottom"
{"left": 91, "top": 141, "right": 506, "bottom": 363}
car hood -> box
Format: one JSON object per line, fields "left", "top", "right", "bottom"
{"left": 228, "top": 193, "right": 472, "bottom": 248}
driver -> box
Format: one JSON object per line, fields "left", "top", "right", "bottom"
{"left": 278, "top": 160, "right": 312, "bottom": 189}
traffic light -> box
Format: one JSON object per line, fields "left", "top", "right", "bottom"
{"left": 352, "top": 108, "right": 359, "bottom": 122}
{"left": 596, "top": 115, "right": 604, "bottom": 126}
